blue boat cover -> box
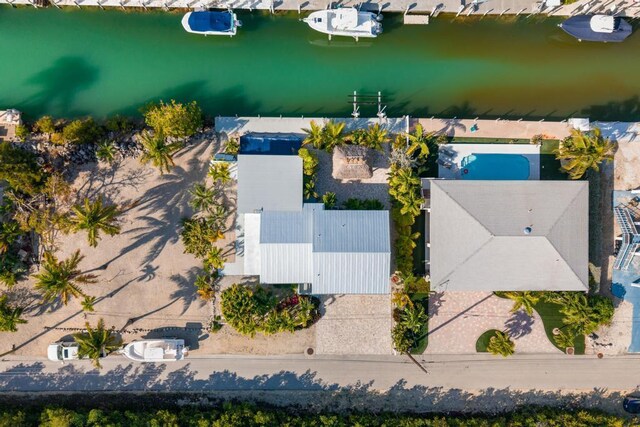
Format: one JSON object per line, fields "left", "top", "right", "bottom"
{"left": 561, "top": 15, "right": 632, "bottom": 42}
{"left": 188, "top": 11, "right": 233, "bottom": 32}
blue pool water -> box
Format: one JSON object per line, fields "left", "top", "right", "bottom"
{"left": 460, "top": 154, "right": 530, "bottom": 180}
{"left": 240, "top": 133, "right": 303, "bottom": 155}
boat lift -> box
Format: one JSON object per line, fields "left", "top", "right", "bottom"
{"left": 349, "top": 91, "right": 387, "bottom": 119}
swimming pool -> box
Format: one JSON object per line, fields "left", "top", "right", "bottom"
{"left": 460, "top": 154, "right": 530, "bottom": 180}
{"left": 239, "top": 133, "right": 303, "bottom": 155}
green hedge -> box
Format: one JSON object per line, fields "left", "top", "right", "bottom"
{"left": 0, "top": 403, "right": 630, "bottom": 427}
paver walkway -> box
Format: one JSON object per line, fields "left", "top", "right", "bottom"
{"left": 425, "top": 291, "right": 561, "bottom": 354}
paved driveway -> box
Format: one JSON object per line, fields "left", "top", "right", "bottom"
{"left": 315, "top": 295, "right": 392, "bottom": 355}
{"left": 425, "top": 292, "right": 560, "bottom": 354}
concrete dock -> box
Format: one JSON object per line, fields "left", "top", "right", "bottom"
{"left": 4, "top": 0, "right": 640, "bottom": 19}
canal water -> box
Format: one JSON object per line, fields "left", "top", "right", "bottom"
{"left": 0, "top": 7, "right": 639, "bottom": 120}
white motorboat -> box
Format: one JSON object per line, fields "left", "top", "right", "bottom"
{"left": 303, "top": 7, "right": 382, "bottom": 40}
{"left": 181, "top": 11, "right": 241, "bottom": 36}
{"left": 122, "top": 339, "right": 188, "bottom": 362}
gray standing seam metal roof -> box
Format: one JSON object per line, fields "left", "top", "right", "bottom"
{"left": 237, "top": 154, "right": 303, "bottom": 214}
{"left": 429, "top": 180, "right": 589, "bottom": 292}
{"left": 258, "top": 206, "right": 391, "bottom": 294}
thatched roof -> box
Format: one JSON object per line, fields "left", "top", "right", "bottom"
{"left": 332, "top": 145, "right": 372, "bottom": 180}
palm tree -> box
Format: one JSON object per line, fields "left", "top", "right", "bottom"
{"left": 358, "top": 123, "right": 389, "bottom": 151}
{"left": 553, "top": 330, "right": 576, "bottom": 350}
{"left": 405, "top": 123, "right": 431, "bottom": 161}
{"left": 138, "top": 130, "right": 183, "bottom": 174}
{"left": 502, "top": 291, "right": 541, "bottom": 316}
{"left": 322, "top": 120, "right": 346, "bottom": 152}
{"left": 33, "top": 251, "right": 97, "bottom": 305}
{"left": 189, "top": 183, "right": 218, "bottom": 213}
{"left": 208, "top": 163, "right": 232, "bottom": 185}
{"left": 487, "top": 331, "right": 515, "bottom": 357}
{"left": 0, "top": 295, "right": 26, "bottom": 332}
{"left": 96, "top": 140, "right": 117, "bottom": 164}
{"left": 204, "top": 247, "right": 226, "bottom": 271}
{"left": 81, "top": 295, "right": 97, "bottom": 312}
{"left": 0, "top": 221, "right": 21, "bottom": 255}
{"left": 554, "top": 128, "right": 615, "bottom": 180}
{"left": 302, "top": 120, "right": 325, "bottom": 150}
{"left": 68, "top": 197, "right": 121, "bottom": 247}
{"left": 293, "top": 296, "right": 316, "bottom": 327}
{"left": 73, "top": 318, "right": 122, "bottom": 368}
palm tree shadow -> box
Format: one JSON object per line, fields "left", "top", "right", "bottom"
{"left": 21, "top": 56, "right": 99, "bottom": 117}
{"left": 504, "top": 310, "right": 534, "bottom": 339}
{"left": 169, "top": 266, "right": 207, "bottom": 315}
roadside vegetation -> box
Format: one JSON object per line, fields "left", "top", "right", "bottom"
{"left": 0, "top": 99, "right": 204, "bottom": 338}
{"left": 0, "top": 403, "right": 628, "bottom": 426}
{"left": 494, "top": 290, "right": 614, "bottom": 355}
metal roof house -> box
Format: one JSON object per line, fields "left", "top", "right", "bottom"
{"left": 428, "top": 180, "right": 589, "bottom": 292}
{"left": 235, "top": 152, "right": 391, "bottom": 295}
{"left": 237, "top": 154, "right": 303, "bottom": 213}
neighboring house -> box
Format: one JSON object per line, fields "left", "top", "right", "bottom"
{"left": 234, "top": 149, "right": 391, "bottom": 295}
{"left": 425, "top": 179, "right": 588, "bottom": 292}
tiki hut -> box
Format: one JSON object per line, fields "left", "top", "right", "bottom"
{"left": 332, "top": 145, "right": 373, "bottom": 180}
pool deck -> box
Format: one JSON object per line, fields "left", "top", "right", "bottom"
{"left": 437, "top": 143, "right": 540, "bottom": 180}
{"left": 7, "top": 0, "right": 640, "bottom": 19}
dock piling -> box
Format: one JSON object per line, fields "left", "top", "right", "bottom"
{"left": 499, "top": 8, "right": 509, "bottom": 15}
{"left": 456, "top": 4, "right": 464, "bottom": 16}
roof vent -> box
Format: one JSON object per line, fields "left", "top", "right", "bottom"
{"left": 524, "top": 226, "right": 532, "bottom": 235}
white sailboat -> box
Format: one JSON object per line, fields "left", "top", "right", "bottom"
{"left": 303, "top": 7, "right": 382, "bottom": 40}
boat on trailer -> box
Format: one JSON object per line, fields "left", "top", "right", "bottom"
{"left": 182, "top": 10, "right": 241, "bottom": 36}
{"left": 303, "top": 7, "right": 382, "bottom": 40}
{"left": 559, "top": 14, "right": 632, "bottom": 42}
{"left": 122, "top": 339, "right": 188, "bottom": 362}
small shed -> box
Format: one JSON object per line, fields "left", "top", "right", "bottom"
{"left": 332, "top": 145, "right": 372, "bottom": 180}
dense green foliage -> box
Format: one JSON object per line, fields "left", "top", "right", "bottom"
{"left": 0, "top": 403, "right": 629, "bottom": 426}
{"left": 391, "top": 273, "right": 430, "bottom": 353}
{"left": 302, "top": 120, "right": 346, "bottom": 152}
{"left": 350, "top": 123, "right": 390, "bottom": 151}
{"left": 322, "top": 192, "right": 337, "bottom": 209}
{"left": 143, "top": 100, "right": 203, "bottom": 139}
{"left": 0, "top": 294, "right": 26, "bottom": 332}
{"left": 342, "top": 198, "right": 384, "bottom": 210}
{"left": 0, "top": 142, "right": 45, "bottom": 195}
{"left": 60, "top": 118, "right": 102, "bottom": 145}
{"left": 486, "top": 330, "right": 515, "bottom": 357}
{"left": 554, "top": 128, "right": 614, "bottom": 180}
{"left": 138, "top": 129, "right": 183, "bottom": 174}
{"left": 220, "top": 284, "right": 317, "bottom": 337}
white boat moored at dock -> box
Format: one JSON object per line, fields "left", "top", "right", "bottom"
{"left": 303, "top": 7, "right": 382, "bottom": 40}
{"left": 181, "top": 10, "right": 241, "bottom": 36}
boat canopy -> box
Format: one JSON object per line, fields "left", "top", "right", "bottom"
{"left": 188, "top": 11, "right": 233, "bottom": 33}
{"left": 590, "top": 15, "right": 616, "bottom": 33}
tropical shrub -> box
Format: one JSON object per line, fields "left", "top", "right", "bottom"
{"left": 14, "top": 124, "right": 29, "bottom": 142}
{"left": 61, "top": 117, "right": 102, "bottom": 145}
{"left": 487, "top": 330, "right": 515, "bottom": 357}
{"left": 33, "top": 115, "right": 56, "bottom": 135}
{"left": 96, "top": 140, "right": 118, "bottom": 164}
{"left": 143, "top": 100, "right": 202, "bottom": 139}
{"left": 298, "top": 148, "right": 319, "bottom": 177}
{"left": 554, "top": 128, "right": 615, "bottom": 180}
{"left": 303, "top": 176, "right": 318, "bottom": 201}
{"left": 498, "top": 291, "right": 542, "bottom": 316}
{"left": 547, "top": 292, "right": 615, "bottom": 336}
{"left": 0, "top": 142, "right": 45, "bottom": 195}
{"left": 105, "top": 114, "right": 135, "bottom": 133}
{"left": 224, "top": 137, "right": 240, "bottom": 155}
{"left": 180, "top": 217, "right": 224, "bottom": 259}
{"left": 0, "top": 294, "right": 26, "bottom": 332}
{"left": 352, "top": 123, "right": 389, "bottom": 151}
{"left": 343, "top": 198, "right": 384, "bottom": 210}
{"left": 208, "top": 162, "right": 232, "bottom": 185}
{"left": 322, "top": 192, "right": 337, "bottom": 209}
{"left": 302, "top": 120, "right": 345, "bottom": 152}
{"left": 220, "top": 284, "right": 317, "bottom": 337}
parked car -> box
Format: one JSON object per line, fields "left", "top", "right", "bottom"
{"left": 47, "top": 342, "right": 79, "bottom": 362}
{"left": 623, "top": 396, "right": 640, "bottom": 414}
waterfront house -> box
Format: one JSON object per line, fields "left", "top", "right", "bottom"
{"left": 424, "top": 180, "right": 589, "bottom": 292}
{"left": 232, "top": 149, "right": 391, "bottom": 295}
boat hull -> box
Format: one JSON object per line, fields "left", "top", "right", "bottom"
{"left": 182, "top": 11, "right": 239, "bottom": 36}
{"left": 303, "top": 9, "right": 382, "bottom": 39}
{"left": 560, "top": 15, "right": 632, "bottom": 42}
{"left": 122, "top": 339, "right": 188, "bottom": 362}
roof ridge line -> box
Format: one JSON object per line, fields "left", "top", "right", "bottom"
{"left": 542, "top": 238, "right": 588, "bottom": 290}
{"left": 547, "top": 183, "right": 587, "bottom": 237}
{"left": 435, "top": 235, "right": 494, "bottom": 287}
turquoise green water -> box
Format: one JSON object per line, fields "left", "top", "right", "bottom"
{"left": 0, "top": 7, "right": 639, "bottom": 119}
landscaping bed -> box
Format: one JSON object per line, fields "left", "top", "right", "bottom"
{"left": 534, "top": 300, "right": 585, "bottom": 355}
{"left": 475, "top": 329, "right": 501, "bottom": 353}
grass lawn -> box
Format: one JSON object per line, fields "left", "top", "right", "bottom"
{"left": 410, "top": 292, "right": 429, "bottom": 354}
{"left": 533, "top": 299, "right": 585, "bottom": 355}
{"left": 476, "top": 329, "right": 501, "bottom": 352}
